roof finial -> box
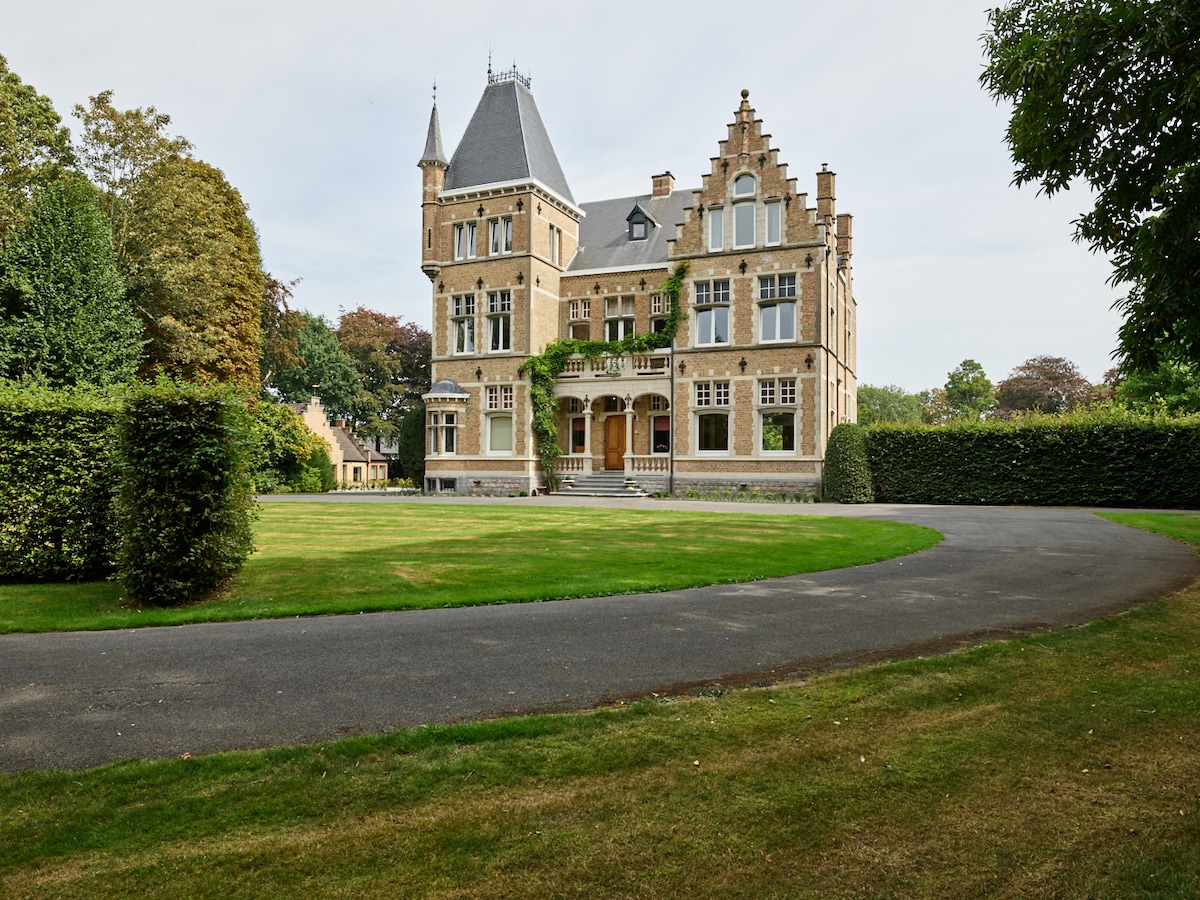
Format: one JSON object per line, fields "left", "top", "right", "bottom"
{"left": 432, "top": 80, "right": 437, "bottom": 106}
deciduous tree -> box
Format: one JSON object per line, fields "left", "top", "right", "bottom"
{"left": 260, "top": 274, "right": 304, "bottom": 389}
{"left": 125, "top": 156, "right": 264, "bottom": 384}
{"left": 267, "top": 311, "right": 361, "bottom": 419}
{"left": 0, "top": 54, "right": 75, "bottom": 240}
{"left": 857, "top": 384, "right": 928, "bottom": 426}
{"left": 72, "top": 91, "right": 191, "bottom": 264}
{"left": 336, "top": 307, "right": 431, "bottom": 447}
{"left": 0, "top": 176, "right": 140, "bottom": 386}
{"left": 1114, "top": 360, "right": 1200, "bottom": 415}
{"left": 981, "top": 0, "right": 1200, "bottom": 372}
{"left": 943, "top": 359, "right": 995, "bottom": 420}
{"left": 995, "top": 355, "right": 1092, "bottom": 414}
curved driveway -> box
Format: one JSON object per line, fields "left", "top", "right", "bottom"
{"left": 2, "top": 499, "right": 1198, "bottom": 772}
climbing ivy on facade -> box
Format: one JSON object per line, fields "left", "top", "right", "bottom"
{"left": 520, "top": 261, "right": 689, "bottom": 480}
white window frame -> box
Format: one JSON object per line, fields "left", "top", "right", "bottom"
{"left": 758, "top": 275, "right": 797, "bottom": 343}
{"left": 758, "top": 377, "right": 797, "bottom": 453}
{"left": 453, "top": 222, "right": 477, "bottom": 260}
{"left": 694, "top": 380, "right": 730, "bottom": 408}
{"left": 733, "top": 201, "right": 755, "bottom": 249}
{"left": 696, "top": 411, "right": 730, "bottom": 453}
{"left": 488, "top": 216, "right": 513, "bottom": 255}
{"left": 694, "top": 280, "right": 731, "bottom": 346}
{"left": 733, "top": 174, "right": 756, "bottom": 197}
{"left": 708, "top": 207, "right": 724, "bottom": 252}
{"left": 604, "top": 296, "right": 635, "bottom": 342}
{"left": 428, "top": 411, "right": 458, "bottom": 455}
{"left": 487, "top": 413, "right": 514, "bottom": 454}
{"left": 452, "top": 294, "right": 475, "bottom": 355}
{"left": 487, "top": 291, "right": 512, "bottom": 353}
{"left": 765, "top": 200, "right": 781, "bottom": 246}
{"left": 486, "top": 385, "right": 515, "bottom": 410}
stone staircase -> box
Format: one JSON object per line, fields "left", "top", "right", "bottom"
{"left": 557, "top": 472, "right": 649, "bottom": 497}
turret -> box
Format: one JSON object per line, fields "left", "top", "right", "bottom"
{"left": 418, "top": 103, "right": 449, "bottom": 281}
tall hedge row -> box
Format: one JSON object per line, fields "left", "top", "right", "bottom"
{"left": 114, "top": 381, "right": 257, "bottom": 606}
{"left": 0, "top": 381, "right": 258, "bottom": 603}
{"left": 0, "top": 383, "right": 120, "bottom": 582}
{"left": 863, "top": 412, "right": 1200, "bottom": 508}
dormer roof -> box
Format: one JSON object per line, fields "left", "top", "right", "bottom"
{"left": 443, "top": 75, "right": 575, "bottom": 206}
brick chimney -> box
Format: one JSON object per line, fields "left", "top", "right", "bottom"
{"left": 816, "top": 164, "right": 836, "bottom": 222}
{"left": 652, "top": 171, "right": 674, "bottom": 197}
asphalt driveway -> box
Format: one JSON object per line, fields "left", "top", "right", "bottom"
{"left": 2, "top": 499, "right": 1197, "bottom": 773}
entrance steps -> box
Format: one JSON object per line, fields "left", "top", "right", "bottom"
{"left": 557, "top": 472, "right": 649, "bottom": 497}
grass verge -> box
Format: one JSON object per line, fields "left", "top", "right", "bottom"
{"left": 0, "top": 503, "right": 940, "bottom": 633}
{"left": 0, "top": 512, "right": 1197, "bottom": 897}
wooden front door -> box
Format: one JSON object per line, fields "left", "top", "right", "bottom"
{"left": 604, "top": 416, "right": 626, "bottom": 470}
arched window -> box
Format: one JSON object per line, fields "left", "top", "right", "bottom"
{"left": 733, "top": 174, "right": 756, "bottom": 196}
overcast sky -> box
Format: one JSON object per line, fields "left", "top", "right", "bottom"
{"left": 6, "top": 0, "right": 1124, "bottom": 393}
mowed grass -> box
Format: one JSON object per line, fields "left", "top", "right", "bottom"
{"left": 1, "top": 513, "right": 1199, "bottom": 898}
{"left": 0, "top": 503, "right": 941, "bottom": 633}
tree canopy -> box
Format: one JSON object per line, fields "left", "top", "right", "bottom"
{"left": 1114, "top": 360, "right": 1200, "bottom": 415}
{"left": 0, "top": 176, "right": 141, "bottom": 386}
{"left": 336, "top": 307, "right": 431, "bottom": 447}
{"left": 267, "top": 311, "right": 361, "bottom": 419}
{"left": 943, "top": 359, "right": 995, "bottom": 420}
{"left": 0, "top": 54, "right": 75, "bottom": 240}
{"left": 125, "top": 156, "right": 264, "bottom": 384}
{"left": 981, "top": 0, "right": 1200, "bottom": 373}
{"left": 260, "top": 274, "right": 304, "bottom": 389}
{"left": 995, "top": 355, "right": 1093, "bottom": 414}
{"left": 857, "top": 384, "right": 928, "bottom": 426}
{"left": 72, "top": 90, "right": 192, "bottom": 264}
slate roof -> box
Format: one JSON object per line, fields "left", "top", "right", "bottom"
{"left": 443, "top": 78, "right": 575, "bottom": 205}
{"left": 425, "top": 379, "right": 469, "bottom": 398}
{"left": 420, "top": 104, "right": 448, "bottom": 166}
{"left": 568, "top": 190, "right": 695, "bottom": 272}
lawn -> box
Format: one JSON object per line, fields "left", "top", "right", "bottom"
{"left": 1, "top": 512, "right": 1198, "bottom": 898}
{"left": 0, "top": 503, "right": 941, "bottom": 633}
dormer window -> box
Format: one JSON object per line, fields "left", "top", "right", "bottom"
{"left": 626, "top": 202, "right": 655, "bottom": 242}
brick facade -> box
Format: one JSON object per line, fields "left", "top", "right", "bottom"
{"left": 419, "top": 79, "right": 855, "bottom": 496}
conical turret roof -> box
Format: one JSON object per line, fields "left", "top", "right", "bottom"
{"left": 419, "top": 103, "right": 448, "bottom": 166}
{"left": 444, "top": 75, "right": 574, "bottom": 205}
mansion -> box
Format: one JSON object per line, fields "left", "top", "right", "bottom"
{"left": 419, "top": 68, "right": 857, "bottom": 496}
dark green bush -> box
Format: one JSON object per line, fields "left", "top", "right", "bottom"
{"left": 865, "top": 409, "right": 1200, "bottom": 507}
{"left": 823, "top": 423, "right": 874, "bottom": 503}
{"left": 0, "top": 382, "right": 121, "bottom": 582}
{"left": 114, "top": 380, "right": 257, "bottom": 605}
{"left": 397, "top": 404, "right": 426, "bottom": 485}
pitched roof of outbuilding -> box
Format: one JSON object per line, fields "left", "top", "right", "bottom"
{"left": 443, "top": 78, "right": 574, "bottom": 205}
{"left": 568, "top": 190, "right": 694, "bottom": 272}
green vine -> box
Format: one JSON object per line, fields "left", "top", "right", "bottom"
{"left": 520, "top": 261, "right": 689, "bottom": 482}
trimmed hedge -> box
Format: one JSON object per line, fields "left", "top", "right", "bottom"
{"left": 0, "top": 383, "right": 121, "bottom": 582}
{"left": 114, "top": 381, "right": 258, "bottom": 606}
{"left": 1, "top": 381, "right": 259, "bottom": 602}
{"left": 865, "top": 410, "right": 1200, "bottom": 508}
{"left": 823, "top": 423, "right": 874, "bottom": 503}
